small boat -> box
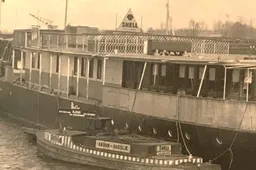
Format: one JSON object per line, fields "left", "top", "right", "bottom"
{"left": 35, "top": 108, "right": 221, "bottom": 170}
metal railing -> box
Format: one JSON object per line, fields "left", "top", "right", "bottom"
{"left": 20, "top": 31, "right": 230, "bottom": 56}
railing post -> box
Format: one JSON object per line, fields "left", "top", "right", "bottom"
{"left": 58, "top": 56, "right": 62, "bottom": 94}
{"left": 39, "top": 52, "right": 42, "bottom": 90}
{"left": 20, "top": 51, "right": 23, "bottom": 84}
{"left": 12, "top": 49, "right": 15, "bottom": 69}
{"left": 76, "top": 57, "right": 80, "bottom": 97}
{"left": 76, "top": 35, "right": 78, "bottom": 50}
{"left": 102, "top": 57, "right": 107, "bottom": 85}
{"left": 65, "top": 35, "right": 68, "bottom": 50}
{"left": 49, "top": 54, "right": 52, "bottom": 88}
{"left": 104, "top": 37, "right": 107, "bottom": 53}
{"left": 67, "top": 56, "right": 70, "bottom": 98}
{"left": 125, "top": 36, "right": 127, "bottom": 53}
{"left": 223, "top": 66, "right": 227, "bottom": 100}
{"left": 86, "top": 58, "right": 90, "bottom": 99}
{"left": 197, "top": 65, "right": 207, "bottom": 97}
{"left": 24, "top": 32, "right": 28, "bottom": 48}
{"left": 48, "top": 34, "right": 51, "bottom": 50}
{"left": 29, "top": 52, "right": 32, "bottom": 88}
{"left": 246, "top": 69, "right": 250, "bottom": 102}
{"left": 135, "top": 36, "right": 139, "bottom": 53}
{"left": 138, "top": 62, "right": 147, "bottom": 90}
{"left": 56, "top": 35, "right": 59, "bottom": 50}
{"left": 82, "top": 35, "right": 85, "bottom": 52}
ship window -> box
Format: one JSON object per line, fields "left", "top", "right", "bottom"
{"left": 179, "top": 65, "right": 185, "bottom": 78}
{"left": 37, "top": 52, "right": 41, "bottom": 69}
{"left": 73, "top": 56, "right": 78, "bottom": 75}
{"left": 188, "top": 67, "right": 194, "bottom": 79}
{"left": 232, "top": 69, "right": 240, "bottom": 82}
{"left": 81, "top": 57, "right": 86, "bottom": 77}
{"left": 32, "top": 53, "right": 36, "bottom": 68}
{"left": 209, "top": 68, "right": 216, "bottom": 81}
{"left": 97, "top": 59, "right": 102, "bottom": 79}
{"left": 89, "top": 59, "right": 94, "bottom": 78}
{"left": 56, "top": 55, "right": 59, "bottom": 73}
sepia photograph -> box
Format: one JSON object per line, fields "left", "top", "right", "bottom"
{"left": 0, "top": 0, "right": 255, "bottom": 170}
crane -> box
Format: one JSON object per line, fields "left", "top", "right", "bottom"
{"left": 29, "top": 13, "right": 58, "bottom": 29}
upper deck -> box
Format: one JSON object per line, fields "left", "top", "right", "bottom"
{"left": 13, "top": 28, "right": 231, "bottom": 58}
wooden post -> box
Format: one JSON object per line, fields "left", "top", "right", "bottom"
{"left": 246, "top": 69, "right": 250, "bottom": 102}
{"left": 49, "top": 54, "right": 52, "bottom": 88}
{"left": 82, "top": 35, "right": 85, "bottom": 51}
{"left": 76, "top": 57, "right": 80, "bottom": 97}
{"left": 65, "top": 35, "right": 68, "bottom": 49}
{"left": 56, "top": 35, "right": 59, "bottom": 50}
{"left": 58, "top": 56, "right": 61, "bottom": 94}
{"left": 12, "top": 49, "right": 15, "bottom": 69}
{"left": 39, "top": 53, "right": 42, "bottom": 89}
{"left": 86, "top": 58, "right": 90, "bottom": 99}
{"left": 29, "top": 52, "right": 32, "bottom": 88}
{"left": 138, "top": 62, "right": 147, "bottom": 90}
{"left": 197, "top": 65, "right": 207, "bottom": 97}
{"left": 102, "top": 57, "right": 107, "bottom": 85}
{"left": 223, "top": 66, "right": 227, "bottom": 100}
{"left": 20, "top": 51, "right": 23, "bottom": 84}
{"left": 67, "top": 56, "right": 70, "bottom": 98}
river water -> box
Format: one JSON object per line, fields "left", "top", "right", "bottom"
{"left": 0, "top": 115, "right": 103, "bottom": 170}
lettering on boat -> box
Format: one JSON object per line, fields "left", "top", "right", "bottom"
{"left": 95, "top": 140, "right": 131, "bottom": 153}
{"left": 71, "top": 102, "right": 80, "bottom": 110}
{"left": 58, "top": 102, "right": 96, "bottom": 117}
{"left": 156, "top": 145, "right": 172, "bottom": 155}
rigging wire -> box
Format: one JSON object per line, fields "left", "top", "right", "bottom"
{"left": 210, "top": 103, "right": 248, "bottom": 170}
{"left": 176, "top": 93, "right": 192, "bottom": 156}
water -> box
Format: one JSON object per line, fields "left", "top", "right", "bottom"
{"left": 0, "top": 115, "right": 103, "bottom": 170}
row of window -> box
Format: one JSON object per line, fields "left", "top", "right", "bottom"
{"left": 31, "top": 52, "right": 103, "bottom": 80}
{"left": 73, "top": 56, "right": 102, "bottom": 79}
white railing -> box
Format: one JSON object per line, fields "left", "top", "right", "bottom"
{"left": 24, "top": 32, "right": 230, "bottom": 56}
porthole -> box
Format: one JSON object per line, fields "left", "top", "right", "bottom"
{"left": 168, "top": 130, "right": 172, "bottom": 137}
{"left": 216, "top": 137, "right": 222, "bottom": 145}
{"left": 185, "top": 133, "right": 191, "bottom": 140}
{"left": 153, "top": 128, "right": 157, "bottom": 135}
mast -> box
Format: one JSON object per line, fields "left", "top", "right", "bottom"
{"left": 64, "top": 0, "right": 68, "bottom": 31}
{"left": 0, "top": 0, "right": 2, "bottom": 32}
{"left": 166, "top": 0, "right": 169, "bottom": 35}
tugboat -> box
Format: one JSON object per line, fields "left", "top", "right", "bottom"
{"left": 34, "top": 107, "right": 221, "bottom": 170}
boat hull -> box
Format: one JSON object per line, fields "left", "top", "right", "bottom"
{"left": 0, "top": 81, "right": 255, "bottom": 170}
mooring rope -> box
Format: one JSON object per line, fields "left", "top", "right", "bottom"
{"left": 210, "top": 103, "right": 248, "bottom": 170}
{"left": 176, "top": 93, "right": 192, "bottom": 156}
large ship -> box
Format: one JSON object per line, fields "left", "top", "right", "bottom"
{"left": 1, "top": 10, "right": 256, "bottom": 170}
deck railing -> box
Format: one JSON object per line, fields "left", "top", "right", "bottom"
{"left": 15, "top": 30, "right": 230, "bottom": 56}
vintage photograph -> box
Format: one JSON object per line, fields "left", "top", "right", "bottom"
{"left": 0, "top": 0, "right": 254, "bottom": 170}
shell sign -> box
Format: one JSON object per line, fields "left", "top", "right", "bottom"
{"left": 117, "top": 8, "right": 142, "bottom": 33}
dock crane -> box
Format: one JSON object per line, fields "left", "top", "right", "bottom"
{"left": 29, "top": 13, "right": 58, "bottom": 29}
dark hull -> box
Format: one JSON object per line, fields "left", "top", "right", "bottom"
{"left": 0, "top": 81, "right": 255, "bottom": 170}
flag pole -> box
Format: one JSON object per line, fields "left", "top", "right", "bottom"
{"left": 64, "top": 0, "right": 68, "bottom": 31}
{"left": 0, "top": 0, "right": 2, "bottom": 32}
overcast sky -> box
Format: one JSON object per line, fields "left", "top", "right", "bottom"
{"left": 1, "top": 0, "right": 256, "bottom": 31}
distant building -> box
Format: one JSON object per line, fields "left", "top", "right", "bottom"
{"left": 65, "top": 25, "right": 100, "bottom": 34}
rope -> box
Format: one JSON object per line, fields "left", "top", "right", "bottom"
{"left": 210, "top": 103, "right": 248, "bottom": 170}
{"left": 176, "top": 93, "right": 192, "bottom": 156}
{"left": 127, "top": 88, "right": 139, "bottom": 125}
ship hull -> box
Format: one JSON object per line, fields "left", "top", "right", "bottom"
{"left": 0, "top": 81, "right": 255, "bottom": 170}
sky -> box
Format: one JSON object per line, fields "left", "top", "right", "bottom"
{"left": 1, "top": 0, "right": 256, "bottom": 32}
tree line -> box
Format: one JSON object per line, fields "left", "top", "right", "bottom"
{"left": 147, "top": 19, "right": 256, "bottom": 39}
